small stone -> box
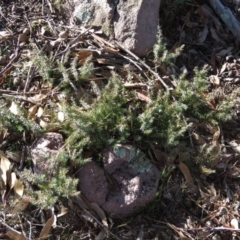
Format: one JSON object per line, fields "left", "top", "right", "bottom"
{"left": 31, "top": 132, "right": 64, "bottom": 176}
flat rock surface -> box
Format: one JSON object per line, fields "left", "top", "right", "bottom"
{"left": 77, "top": 145, "right": 160, "bottom": 218}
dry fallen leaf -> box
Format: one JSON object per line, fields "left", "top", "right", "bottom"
{"left": 0, "top": 31, "right": 12, "bottom": 39}
{"left": 207, "top": 184, "right": 220, "bottom": 203}
{"left": 178, "top": 230, "right": 190, "bottom": 240}
{"left": 178, "top": 161, "right": 194, "bottom": 185}
{"left": 36, "top": 106, "right": 44, "bottom": 118}
{"left": 12, "top": 197, "right": 30, "bottom": 214}
{"left": 197, "top": 24, "right": 208, "bottom": 44}
{"left": 28, "top": 105, "right": 38, "bottom": 119}
{"left": 13, "top": 178, "right": 24, "bottom": 198}
{"left": 212, "top": 126, "right": 220, "bottom": 141}
{"left": 200, "top": 184, "right": 219, "bottom": 205}
{"left": 10, "top": 172, "right": 17, "bottom": 190}
{"left": 101, "top": 46, "right": 119, "bottom": 55}
{"left": 149, "top": 142, "right": 170, "bottom": 164}
{"left": 39, "top": 213, "right": 55, "bottom": 239}
{"left": 0, "top": 129, "right": 8, "bottom": 144}
{"left": 6, "top": 151, "right": 21, "bottom": 162}
{"left": 192, "top": 132, "right": 206, "bottom": 145}
{"left": 198, "top": 4, "right": 222, "bottom": 31}
{"left": 209, "top": 75, "right": 220, "bottom": 86}
{"left": 210, "top": 28, "right": 224, "bottom": 43}
{"left": 19, "top": 33, "right": 28, "bottom": 43}
{"left": 96, "top": 58, "right": 110, "bottom": 64}
{"left": 90, "top": 203, "right": 108, "bottom": 228}
{"left": 39, "top": 119, "right": 48, "bottom": 129}
{"left": 136, "top": 92, "right": 152, "bottom": 103}
{"left": 227, "top": 140, "right": 240, "bottom": 154}
{"left": 220, "top": 62, "right": 228, "bottom": 74}
{"left": 56, "top": 205, "right": 68, "bottom": 217}
{"left": 58, "top": 30, "right": 69, "bottom": 39}
{"left": 71, "top": 193, "right": 89, "bottom": 210}
{"left": 0, "top": 151, "right": 11, "bottom": 198}
{"left": 96, "top": 230, "right": 106, "bottom": 240}
{"left": 28, "top": 93, "right": 47, "bottom": 103}
{"left": 230, "top": 169, "right": 240, "bottom": 179}
{"left": 6, "top": 230, "right": 26, "bottom": 240}
{"left": 76, "top": 49, "right": 93, "bottom": 65}
{"left": 217, "top": 47, "right": 233, "bottom": 58}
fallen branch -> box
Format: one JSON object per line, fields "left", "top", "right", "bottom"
{"left": 152, "top": 219, "right": 240, "bottom": 233}
{"left": 70, "top": 195, "right": 122, "bottom": 240}
{"left": 123, "top": 82, "right": 147, "bottom": 88}
{"left": 0, "top": 218, "right": 28, "bottom": 240}
{"left": 208, "top": 0, "right": 240, "bottom": 42}
{"left": 114, "top": 41, "right": 171, "bottom": 90}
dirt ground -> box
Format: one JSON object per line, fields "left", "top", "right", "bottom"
{"left": 1, "top": 0, "right": 240, "bottom": 239}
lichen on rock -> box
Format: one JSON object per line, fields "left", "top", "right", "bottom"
{"left": 113, "top": 145, "right": 151, "bottom": 173}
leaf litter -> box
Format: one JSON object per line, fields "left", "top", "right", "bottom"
{"left": 0, "top": 0, "right": 240, "bottom": 239}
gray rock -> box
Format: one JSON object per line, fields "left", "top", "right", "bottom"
{"left": 77, "top": 145, "right": 160, "bottom": 218}
{"left": 113, "top": 0, "right": 161, "bottom": 57}
{"left": 64, "top": 0, "right": 161, "bottom": 57}
{"left": 31, "top": 132, "right": 64, "bottom": 176}
{"left": 64, "top": 0, "right": 114, "bottom": 36}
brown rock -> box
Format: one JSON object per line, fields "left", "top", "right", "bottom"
{"left": 31, "top": 132, "right": 64, "bottom": 175}
{"left": 77, "top": 145, "right": 160, "bottom": 218}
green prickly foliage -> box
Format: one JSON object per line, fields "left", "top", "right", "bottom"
{"left": 64, "top": 73, "right": 130, "bottom": 150}
{"left": 18, "top": 151, "right": 78, "bottom": 208}
{"left": 0, "top": 100, "right": 42, "bottom": 134}
{"left": 63, "top": 55, "right": 237, "bottom": 157}
{"left": 174, "top": 66, "right": 237, "bottom": 124}
{"left": 2, "top": 34, "right": 236, "bottom": 210}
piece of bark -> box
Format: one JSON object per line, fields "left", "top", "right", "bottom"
{"left": 208, "top": 0, "right": 240, "bottom": 41}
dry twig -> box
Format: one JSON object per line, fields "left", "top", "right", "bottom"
{"left": 114, "top": 41, "right": 171, "bottom": 90}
